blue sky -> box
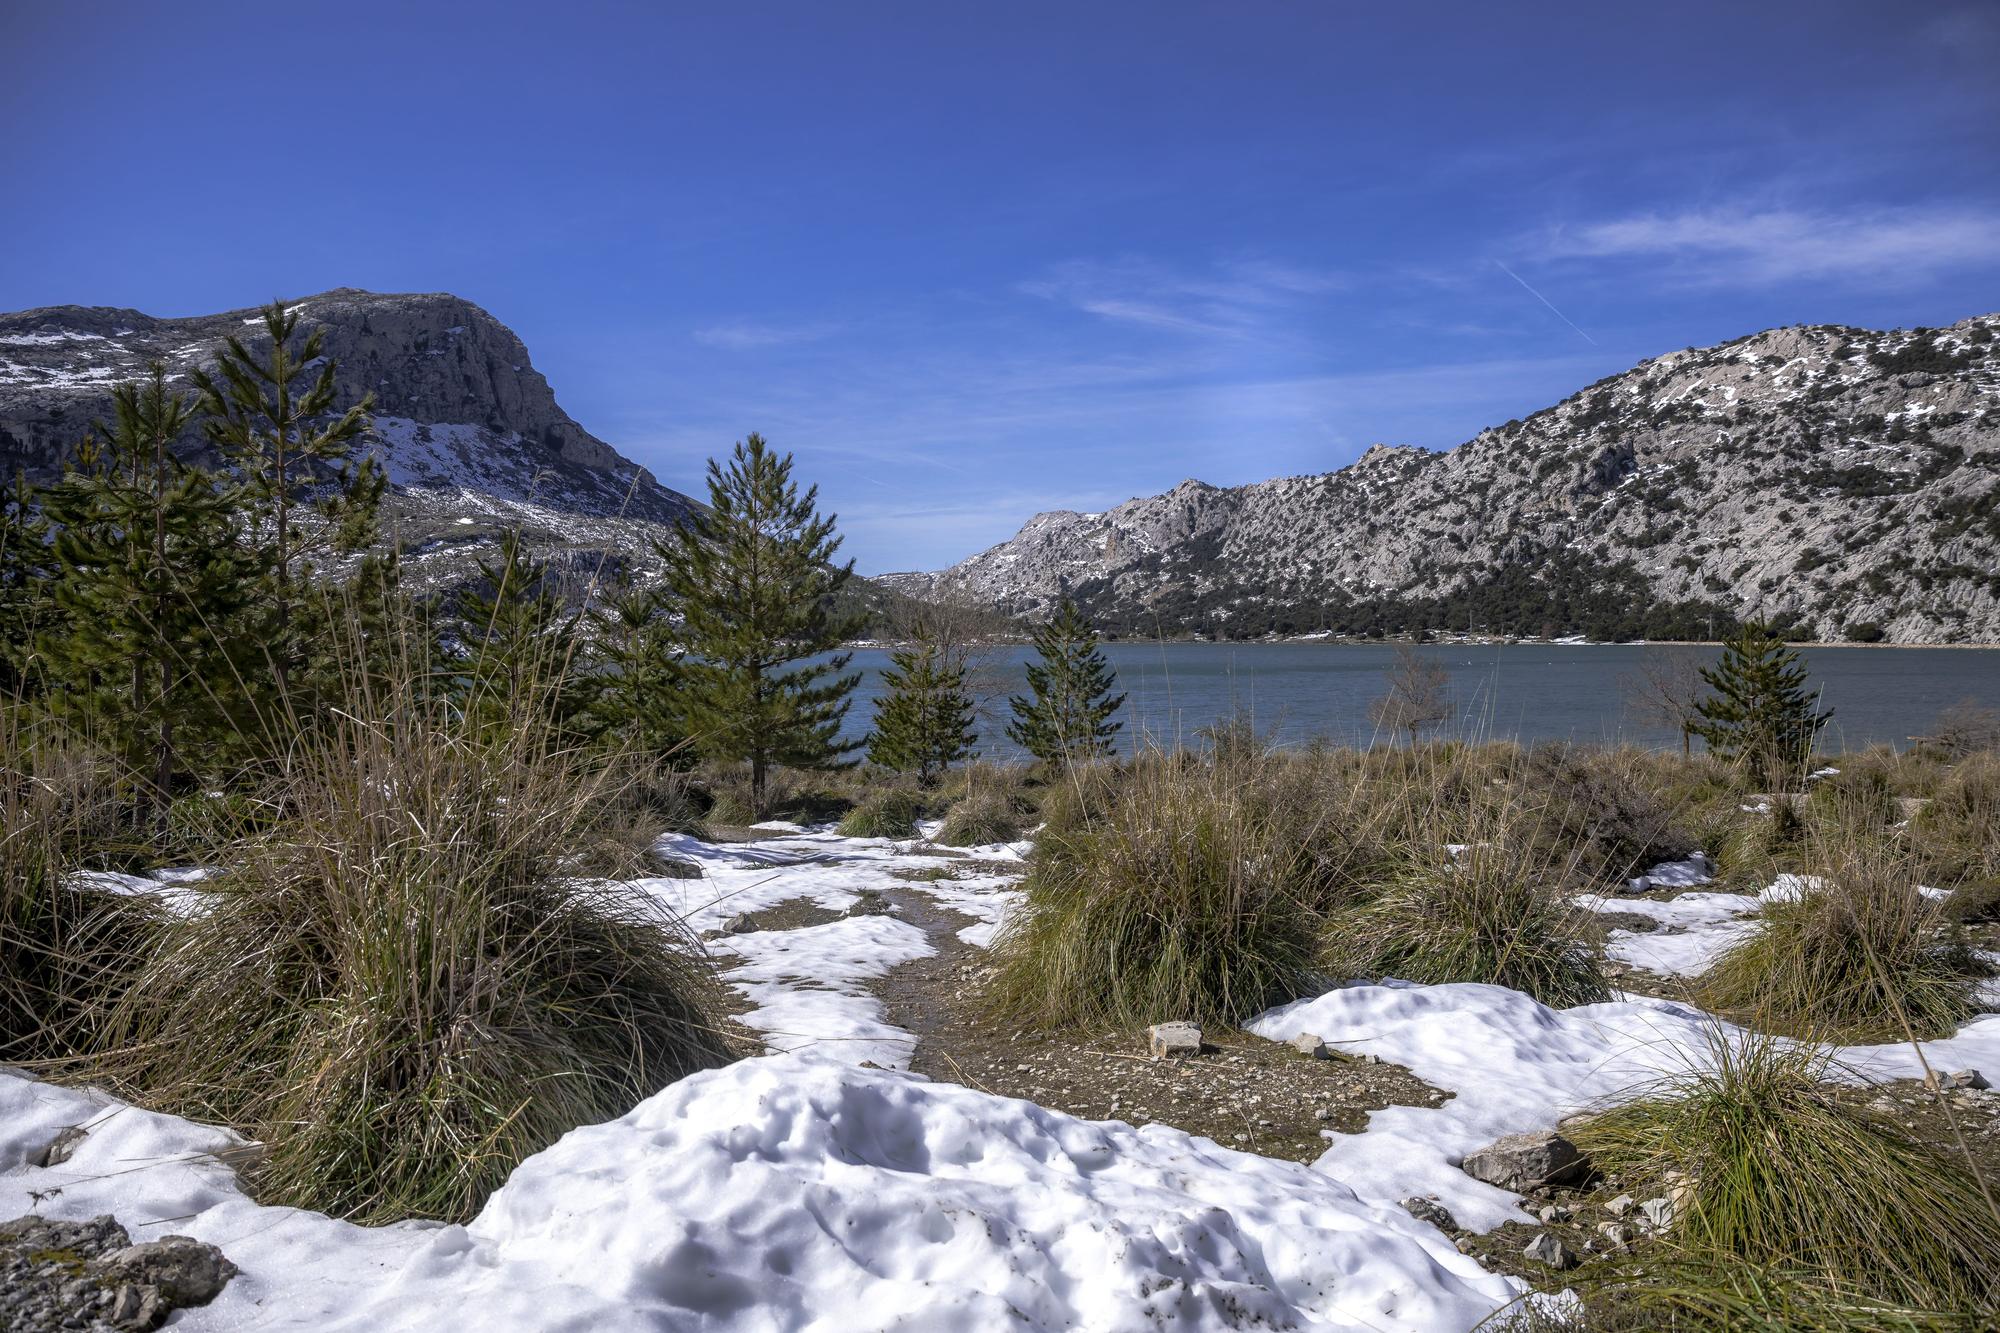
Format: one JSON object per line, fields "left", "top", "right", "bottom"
{"left": 3, "top": 2, "right": 1997, "bottom": 572}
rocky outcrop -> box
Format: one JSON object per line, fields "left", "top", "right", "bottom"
{"left": 883, "top": 315, "right": 2000, "bottom": 643}
{"left": 0, "top": 288, "right": 700, "bottom": 593}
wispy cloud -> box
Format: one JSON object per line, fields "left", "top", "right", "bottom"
{"left": 691, "top": 319, "right": 839, "bottom": 350}
{"left": 1021, "top": 256, "right": 1347, "bottom": 337}
{"left": 1543, "top": 204, "right": 2000, "bottom": 284}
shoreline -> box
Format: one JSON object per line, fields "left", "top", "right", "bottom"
{"left": 848, "top": 635, "right": 2000, "bottom": 651}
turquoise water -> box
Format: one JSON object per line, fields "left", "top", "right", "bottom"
{"left": 836, "top": 642, "right": 2000, "bottom": 757}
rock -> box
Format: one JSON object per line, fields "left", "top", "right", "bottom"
{"left": 103, "top": 1235, "right": 238, "bottom": 1308}
{"left": 1604, "top": 1193, "right": 1635, "bottom": 1218}
{"left": 1399, "top": 1196, "right": 1459, "bottom": 1233}
{"left": 1536, "top": 1203, "right": 1571, "bottom": 1224}
{"left": 1639, "top": 1197, "right": 1674, "bottom": 1233}
{"left": 721, "top": 913, "right": 753, "bottom": 935}
{"left": 1288, "top": 1033, "right": 1330, "bottom": 1059}
{"left": 0, "top": 1213, "right": 236, "bottom": 1331}
{"left": 1459, "top": 1130, "right": 1590, "bottom": 1192}
{"left": 1597, "top": 1221, "right": 1637, "bottom": 1250}
{"left": 1147, "top": 1022, "right": 1202, "bottom": 1059}
{"left": 1523, "top": 1231, "right": 1576, "bottom": 1270}
{"left": 28, "top": 1123, "right": 87, "bottom": 1168}
{"left": 1930, "top": 1068, "right": 1990, "bottom": 1092}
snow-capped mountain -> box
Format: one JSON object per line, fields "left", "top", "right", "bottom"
{"left": 882, "top": 315, "right": 2000, "bottom": 644}
{"left": 0, "top": 288, "right": 699, "bottom": 593}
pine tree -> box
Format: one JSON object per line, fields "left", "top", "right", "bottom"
{"left": 453, "top": 531, "right": 587, "bottom": 739}
{"left": 192, "top": 299, "right": 380, "bottom": 704}
{"left": 1691, "top": 622, "right": 1832, "bottom": 786}
{"left": 585, "top": 579, "right": 689, "bottom": 763}
{"left": 1006, "top": 598, "right": 1125, "bottom": 763}
{"left": 658, "top": 434, "right": 861, "bottom": 817}
{"left": 0, "top": 473, "right": 61, "bottom": 699}
{"left": 868, "top": 640, "right": 975, "bottom": 786}
{"left": 38, "top": 365, "right": 252, "bottom": 802}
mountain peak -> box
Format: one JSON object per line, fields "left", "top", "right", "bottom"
{"left": 0, "top": 289, "right": 700, "bottom": 594}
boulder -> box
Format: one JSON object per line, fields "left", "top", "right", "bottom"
{"left": 1288, "top": 1033, "right": 1331, "bottom": 1059}
{"left": 1147, "top": 1022, "right": 1202, "bottom": 1059}
{"left": 1459, "top": 1130, "right": 1589, "bottom": 1192}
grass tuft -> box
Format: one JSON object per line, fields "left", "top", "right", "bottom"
{"left": 936, "top": 787, "right": 1031, "bottom": 847}
{"left": 1698, "top": 835, "right": 1981, "bottom": 1042}
{"left": 986, "top": 751, "right": 1332, "bottom": 1029}
{"left": 0, "top": 715, "right": 158, "bottom": 1062}
{"left": 1325, "top": 833, "right": 1611, "bottom": 1007}
{"left": 1566, "top": 1031, "right": 2000, "bottom": 1318}
{"left": 836, "top": 787, "right": 925, "bottom": 839}
{"left": 94, "top": 692, "right": 731, "bottom": 1223}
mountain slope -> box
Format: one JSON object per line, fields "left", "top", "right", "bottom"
{"left": 883, "top": 315, "right": 2000, "bottom": 643}
{"left": 0, "top": 288, "right": 698, "bottom": 592}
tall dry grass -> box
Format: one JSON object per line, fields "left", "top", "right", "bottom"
{"left": 0, "top": 709, "right": 159, "bottom": 1062}
{"left": 92, "top": 649, "right": 732, "bottom": 1223}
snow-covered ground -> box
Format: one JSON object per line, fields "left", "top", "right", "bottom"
{"left": 8, "top": 831, "right": 1996, "bottom": 1330}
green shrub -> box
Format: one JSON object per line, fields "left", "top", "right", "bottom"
{"left": 837, "top": 787, "right": 925, "bottom": 839}
{"left": 987, "top": 752, "right": 1330, "bottom": 1030}
{"left": 1569, "top": 1033, "right": 2000, "bottom": 1316}
{"left": 1326, "top": 834, "right": 1610, "bottom": 1008}
{"left": 97, "top": 703, "right": 731, "bottom": 1223}
{"left": 1698, "top": 841, "right": 1980, "bottom": 1042}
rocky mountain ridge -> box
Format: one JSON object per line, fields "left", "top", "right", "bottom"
{"left": 0, "top": 288, "right": 699, "bottom": 593}
{"left": 883, "top": 315, "right": 2000, "bottom": 643}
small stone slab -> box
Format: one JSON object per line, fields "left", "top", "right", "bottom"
{"left": 1523, "top": 1231, "right": 1576, "bottom": 1270}
{"left": 1399, "top": 1196, "right": 1459, "bottom": 1233}
{"left": 1147, "top": 1022, "right": 1203, "bottom": 1059}
{"left": 1288, "top": 1033, "right": 1331, "bottom": 1059}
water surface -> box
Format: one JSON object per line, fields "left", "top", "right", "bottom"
{"left": 836, "top": 642, "right": 2000, "bottom": 757}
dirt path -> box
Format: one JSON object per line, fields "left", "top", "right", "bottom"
{"left": 866, "top": 874, "right": 1454, "bottom": 1167}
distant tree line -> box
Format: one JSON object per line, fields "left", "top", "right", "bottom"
{"left": 1066, "top": 550, "right": 1770, "bottom": 644}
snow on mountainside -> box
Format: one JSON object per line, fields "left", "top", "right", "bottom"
{"left": 0, "top": 289, "right": 700, "bottom": 593}
{"left": 883, "top": 315, "right": 2000, "bottom": 644}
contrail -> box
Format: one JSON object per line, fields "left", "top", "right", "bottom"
{"left": 1494, "top": 259, "right": 1597, "bottom": 345}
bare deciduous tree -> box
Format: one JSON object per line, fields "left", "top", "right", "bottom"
{"left": 1623, "top": 650, "right": 1708, "bottom": 756}
{"left": 1922, "top": 698, "right": 2000, "bottom": 758}
{"left": 1370, "top": 643, "right": 1452, "bottom": 745}
{"left": 890, "top": 587, "right": 1012, "bottom": 732}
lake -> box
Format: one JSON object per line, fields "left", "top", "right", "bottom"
{"left": 836, "top": 642, "right": 2000, "bottom": 758}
